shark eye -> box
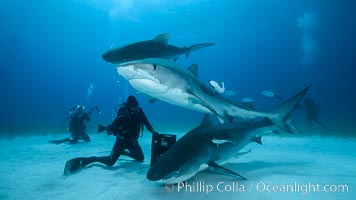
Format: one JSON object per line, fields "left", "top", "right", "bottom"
{"left": 153, "top": 64, "right": 157, "bottom": 71}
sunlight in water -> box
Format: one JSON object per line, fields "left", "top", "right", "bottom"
{"left": 76, "top": 0, "right": 209, "bottom": 21}
{"left": 297, "top": 11, "right": 318, "bottom": 67}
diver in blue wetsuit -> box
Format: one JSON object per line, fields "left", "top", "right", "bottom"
{"left": 64, "top": 96, "right": 159, "bottom": 175}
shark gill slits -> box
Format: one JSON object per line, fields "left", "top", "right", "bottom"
{"left": 153, "top": 64, "right": 157, "bottom": 71}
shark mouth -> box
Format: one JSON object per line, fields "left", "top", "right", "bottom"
{"left": 116, "top": 65, "right": 167, "bottom": 94}
{"left": 129, "top": 79, "right": 168, "bottom": 94}
{"left": 161, "top": 163, "right": 209, "bottom": 184}
{"left": 117, "top": 65, "right": 156, "bottom": 82}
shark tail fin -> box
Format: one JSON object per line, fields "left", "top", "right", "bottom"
{"left": 97, "top": 125, "right": 107, "bottom": 133}
{"left": 268, "top": 85, "right": 311, "bottom": 133}
{"left": 185, "top": 43, "right": 215, "bottom": 58}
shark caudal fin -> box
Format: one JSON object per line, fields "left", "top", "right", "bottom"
{"left": 268, "top": 85, "right": 311, "bottom": 133}
{"left": 97, "top": 125, "right": 107, "bottom": 133}
{"left": 185, "top": 43, "right": 215, "bottom": 58}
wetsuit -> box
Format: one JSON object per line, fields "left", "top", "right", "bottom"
{"left": 49, "top": 111, "right": 91, "bottom": 145}
{"left": 304, "top": 98, "right": 327, "bottom": 128}
{"left": 69, "top": 112, "right": 91, "bottom": 143}
{"left": 81, "top": 105, "right": 157, "bottom": 167}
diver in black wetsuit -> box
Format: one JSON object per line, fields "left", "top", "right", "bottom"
{"left": 64, "top": 96, "right": 159, "bottom": 175}
{"left": 303, "top": 98, "right": 327, "bottom": 128}
{"left": 49, "top": 106, "right": 99, "bottom": 144}
{"left": 262, "top": 90, "right": 326, "bottom": 129}
{"left": 66, "top": 106, "right": 91, "bottom": 143}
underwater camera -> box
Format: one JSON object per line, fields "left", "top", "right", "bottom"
{"left": 150, "top": 134, "right": 176, "bottom": 166}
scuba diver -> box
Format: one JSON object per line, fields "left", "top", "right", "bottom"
{"left": 64, "top": 95, "right": 159, "bottom": 175}
{"left": 49, "top": 106, "right": 100, "bottom": 144}
{"left": 303, "top": 97, "right": 327, "bottom": 128}
{"left": 261, "top": 90, "right": 326, "bottom": 128}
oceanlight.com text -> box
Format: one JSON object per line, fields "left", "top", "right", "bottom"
{"left": 165, "top": 181, "right": 349, "bottom": 195}
{"left": 256, "top": 181, "right": 348, "bottom": 195}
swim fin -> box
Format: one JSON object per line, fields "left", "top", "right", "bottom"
{"left": 64, "top": 157, "right": 84, "bottom": 176}
{"left": 49, "top": 138, "right": 71, "bottom": 145}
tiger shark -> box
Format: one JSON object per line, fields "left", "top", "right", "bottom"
{"left": 102, "top": 33, "right": 215, "bottom": 64}
{"left": 117, "top": 58, "right": 310, "bottom": 133}
{"left": 146, "top": 86, "right": 309, "bottom": 183}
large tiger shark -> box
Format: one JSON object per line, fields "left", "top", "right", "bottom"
{"left": 117, "top": 58, "right": 310, "bottom": 133}
{"left": 146, "top": 85, "right": 309, "bottom": 184}
{"left": 102, "top": 33, "right": 215, "bottom": 64}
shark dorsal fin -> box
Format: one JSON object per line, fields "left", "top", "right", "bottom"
{"left": 148, "top": 97, "right": 157, "bottom": 103}
{"left": 152, "top": 33, "right": 170, "bottom": 44}
{"left": 187, "top": 64, "right": 199, "bottom": 77}
{"left": 199, "top": 114, "right": 213, "bottom": 128}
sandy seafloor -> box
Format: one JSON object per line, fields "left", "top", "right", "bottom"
{"left": 0, "top": 128, "right": 355, "bottom": 200}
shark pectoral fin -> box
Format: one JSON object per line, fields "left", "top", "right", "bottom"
{"left": 234, "top": 149, "right": 251, "bottom": 156}
{"left": 152, "top": 33, "right": 170, "bottom": 44}
{"left": 188, "top": 92, "right": 225, "bottom": 122}
{"left": 149, "top": 97, "right": 158, "bottom": 103}
{"left": 138, "top": 92, "right": 158, "bottom": 103}
{"left": 187, "top": 64, "right": 199, "bottom": 77}
{"left": 223, "top": 111, "right": 234, "bottom": 123}
{"left": 231, "top": 148, "right": 251, "bottom": 158}
{"left": 208, "top": 161, "right": 248, "bottom": 180}
{"left": 217, "top": 116, "right": 225, "bottom": 124}
{"left": 251, "top": 135, "right": 262, "bottom": 145}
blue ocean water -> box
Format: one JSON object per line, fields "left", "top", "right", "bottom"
{"left": 0, "top": 0, "right": 355, "bottom": 135}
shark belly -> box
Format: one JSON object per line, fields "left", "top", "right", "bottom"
{"left": 128, "top": 79, "right": 214, "bottom": 114}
